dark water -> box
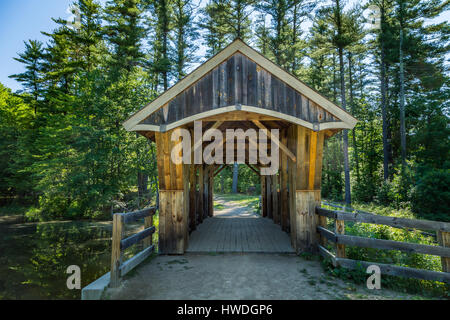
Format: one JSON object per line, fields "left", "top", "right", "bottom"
{"left": 0, "top": 215, "right": 113, "bottom": 300}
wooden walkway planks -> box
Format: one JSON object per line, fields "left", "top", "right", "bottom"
{"left": 186, "top": 205, "right": 294, "bottom": 253}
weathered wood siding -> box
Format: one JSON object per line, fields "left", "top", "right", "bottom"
{"left": 140, "top": 52, "right": 340, "bottom": 127}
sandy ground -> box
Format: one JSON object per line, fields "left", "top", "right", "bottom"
{"left": 104, "top": 196, "right": 430, "bottom": 300}
{"left": 105, "top": 253, "right": 427, "bottom": 300}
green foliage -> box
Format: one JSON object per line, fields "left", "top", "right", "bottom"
{"left": 411, "top": 168, "right": 450, "bottom": 222}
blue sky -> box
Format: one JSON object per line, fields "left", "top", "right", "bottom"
{"left": 1, "top": 1, "right": 448, "bottom": 92}
{"left": 0, "top": 0, "right": 77, "bottom": 91}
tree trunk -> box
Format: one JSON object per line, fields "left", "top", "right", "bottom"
{"left": 399, "top": 0, "right": 407, "bottom": 168}
{"left": 232, "top": 162, "right": 238, "bottom": 193}
{"left": 338, "top": 47, "right": 351, "bottom": 205}
{"left": 348, "top": 52, "right": 359, "bottom": 181}
{"left": 380, "top": 4, "right": 390, "bottom": 181}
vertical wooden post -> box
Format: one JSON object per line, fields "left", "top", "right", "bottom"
{"left": 155, "top": 130, "right": 188, "bottom": 254}
{"left": 198, "top": 165, "right": 204, "bottom": 224}
{"left": 287, "top": 125, "right": 297, "bottom": 247}
{"left": 437, "top": 231, "right": 450, "bottom": 272}
{"left": 266, "top": 175, "right": 273, "bottom": 219}
{"left": 110, "top": 213, "right": 123, "bottom": 287}
{"left": 291, "top": 125, "right": 325, "bottom": 253}
{"left": 143, "top": 214, "right": 153, "bottom": 248}
{"left": 189, "top": 165, "right": 196, "bottom": 231}
{"left": 202, "top": 165, "right": 209, "bottom": 220}
{"left": 208, "top": 166, "right": 214, "bottom": 217}
{"left": 318, "top": 214, "right": 328, "bottom": 247}
{"left": 335, "top": 220, "right": 346, "bottom": 258}
{"left": 280, "top": 131, "right": 289, "bottom": 232}
{"left": 272, "top": 173, "right": 279, "bottom": 224}
{"left": 261, "top": 175, "right": 267, "bottom": 217}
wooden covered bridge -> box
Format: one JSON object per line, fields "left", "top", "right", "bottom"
{"left": 80, "top": 40, "right": 450, "bottom": 297}
{"left": 121, "top": 39, "right": 357, "bottom": 257}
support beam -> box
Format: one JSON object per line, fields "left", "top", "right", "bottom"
{"left": 198, "top": 165, "right": 204, "bottom": 224}
{"left": 280, "top": 131, "right": 289, "bottom": 232}
{"left": 272, "top": 173, "right": 280, "bottom": 224}
{"left": 261, "top": 175, "right": 267, "bottom": 218}
{"left": 245, "top": 163, "right": 261, "bottom": 176}
{"left": 155, "top": 130, "right": 188, "bottom": 254}
{"left": 288, "top": 125, "right": 325, "bottom": 253}
{"left": 191, "top": 121, "right": 224, "bottom": 154}
{"left": 252, "top": 120, "right": 296, "bottom": 162}
{"left": 214, "top": 164, "right": 227, "bottom": 177}
{"left": 189, "top": 165, "right": 196, "bottom": 231}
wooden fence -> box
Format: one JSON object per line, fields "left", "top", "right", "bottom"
{"left": 110, "top": 207, "right": 157, "bottom": 287}
{"left": 316, "top": 205, "right": 450, "bottom": 284}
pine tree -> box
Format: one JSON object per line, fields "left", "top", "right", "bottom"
{"left": 9, "top": 40, "right": 45, "bottom": 115}
{"left": 171, "top": 0, "right": 199, "bottom": 80}
{"left": 200, "top": 0, "right": 230, "bottom": 57}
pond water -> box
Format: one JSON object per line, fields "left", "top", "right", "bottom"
{"left": 0, "top": 215, "right": 115, "bottom": 300}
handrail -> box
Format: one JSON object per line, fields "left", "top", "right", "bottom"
{"left": 316, "top": 206, "right": 450, "bottom": 284}
{"left": 316, "top": 207, "right": 450, "bottom": 232}
{"left": 110, "top": 207, "right": 157, "bottom": 288}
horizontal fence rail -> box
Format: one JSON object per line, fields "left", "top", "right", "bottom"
{"left": 316, "top": 206, "right": 450, "bottom": 284}
{"left": 111, "top": 207, "right": 157, "bottom": 288}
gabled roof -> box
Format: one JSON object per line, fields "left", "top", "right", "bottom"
{"left": 123, "top": 39, "right": 357, "bottom": 132}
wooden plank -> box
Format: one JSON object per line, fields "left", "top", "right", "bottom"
{"left": 159, "top": 190, "right": 186, "bottom": 254}
{"left": 120, "top": 207, "right": 156, "bottom": 224}
{"left": 110, "top": 214, "right": 123, "bottom": 288}
{"left": 317, "top": 226, "right": 337, "bottom": 243}
{"left": 252, "top": 120, "right": 296, "bottom": 162}
{"left": 318, "top": 244, "right": 337, "bottom": 267}
{"left": 337, "top": 233, "right": 450, "bottom": 257}
{"left": 324, "top": 208, "right": 450, "bottom": 232}
{"left": 438, "top": 231, "right": 450, "bottom": 272}
{"left": 295, "top": 190, "right": 317, "bottom": 252}
{"left": 316, "top": 207, "right": 337, "bottom": 219}
{"left": 119, "top": 245, "right": 155, "bottom": 277}
{"left": 336, "top": 258, "right": 450, "bottom": 284}
{"left": 121, "top": 226, "right": 156, "bottom": 250}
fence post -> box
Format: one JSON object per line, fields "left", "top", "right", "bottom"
{"left": 143, "top": 215, "right": 153, "bottom": 248}
{"left": 110, "top": 213, "right": 123, "bottom": 288}
{"left": 437, "top": 231, "right": 450, "bottom": 273}
{"left": 318, "top": 214, "right": 327, "bottom": 247}
{"left": 335, "top": 219, "right": 346, "bottom": 258}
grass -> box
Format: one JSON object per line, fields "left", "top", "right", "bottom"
{"left": 214, "top": 203, "right": 225, "bottom": 210}
{"left": 215, "top": 193, "right": 261, "bottom": 215}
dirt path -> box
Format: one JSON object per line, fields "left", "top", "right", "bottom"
{"left": 105, "top": 196, "right": 429, "bottom": 300}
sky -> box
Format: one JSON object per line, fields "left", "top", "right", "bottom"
{"left": 0, "top": 0, "right": 448, "bottom": 92}
{"left": 0, "top": 0, "right": 77, "bottom": 91}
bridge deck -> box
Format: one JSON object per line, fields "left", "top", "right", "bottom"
{"left": 186, "top": 201, "right": 294, "bottom": 253}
